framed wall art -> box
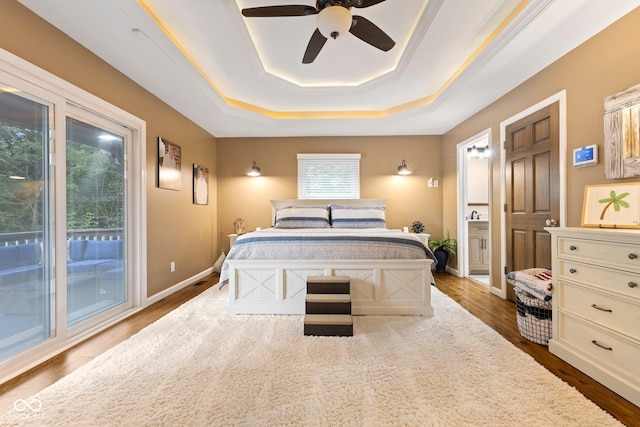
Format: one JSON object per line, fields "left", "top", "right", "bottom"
{"left": 158, "top": 137, "right": 181, "bottom": 190}
{"left": 193, "top": 164, "right": 209, "bottom": 205}
{"left": 581, "top": 182, "right": 640, "bottom": 228}
{"left": 604, "top": 83, "right": 640, "bottom": 179}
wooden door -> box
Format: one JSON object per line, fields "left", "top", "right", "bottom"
{"left": 505, "top": 102, "right": 560, "bottom": 273}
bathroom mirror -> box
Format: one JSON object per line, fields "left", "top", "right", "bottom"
{"left": 604, "top": 82, "right": 640, "bottom": 179}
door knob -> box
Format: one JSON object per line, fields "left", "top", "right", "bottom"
{"left": 545, "top": 219, "right": 558, "bottom": 227}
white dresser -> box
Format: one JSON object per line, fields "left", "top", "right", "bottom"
{"left": 547, "top": 227, "right": 640, "bottom": 407}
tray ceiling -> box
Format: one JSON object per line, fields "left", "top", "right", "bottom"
{"left": 17, "top": 0, "right": 640, "bottom": 137}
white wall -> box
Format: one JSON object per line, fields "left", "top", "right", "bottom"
{"left": 466, "top": 157, "right": 489, "bottom": 218}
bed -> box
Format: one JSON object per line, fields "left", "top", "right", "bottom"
{"left": 219, "top": 199, "right": 436, "bottom": 316}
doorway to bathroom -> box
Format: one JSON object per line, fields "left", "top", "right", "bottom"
{"left": 457, "top": 129, "right": 491, "bottom": 287}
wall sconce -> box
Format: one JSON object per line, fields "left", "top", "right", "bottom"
{"left": 467, "top": 145, "right": 489, "bottom": 159}
{"left": 397, "top": 159, "right": 411, "bottom": 175}
{"left": 247, "top": 161, "right": 261, "bottom": 177}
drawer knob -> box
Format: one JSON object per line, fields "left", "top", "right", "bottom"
{"left": 569, "top": 245, "right": 577, "bottom": 251}
{"left": 569, "top": 268, "right": 577, "bottom": 274}
{"left": 591, "top": 340, "right": 613, "bottom": 351}
{"left": 629, "top": 253, "right": 638, "bottom": 260}
{"left": 629, "top": 282, "right": 638, "bottom": 288}
{"left": 591, "top": 304, "right": 612, "bottom": 313}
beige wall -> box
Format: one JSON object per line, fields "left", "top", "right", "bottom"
{"left": 442, "top": 6, "right": 640, "bottom": 290}
{"left": 6, "top": 0, "right": 639, "bottom": 297}
{"left": 216, "top": 136, "right": 442, "bottom": 250}
{"left": 0, "top": 1, "right": 217, "bottom": 297}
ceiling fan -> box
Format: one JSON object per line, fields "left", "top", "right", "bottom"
{"left": 241, "top": 0, "right": 395, "bottom": 64}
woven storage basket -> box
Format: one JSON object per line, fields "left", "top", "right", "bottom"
{"left": 514, "top": 286, "right": 552, "bottom": 345}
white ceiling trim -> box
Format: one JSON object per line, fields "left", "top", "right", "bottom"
{"left": 16, "top": 0, "right": 640, "bottom": 137}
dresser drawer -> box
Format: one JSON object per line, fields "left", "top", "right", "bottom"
{"left": 558, "top": 237, "right": 640, "bottom": 270}
{"left": 559, "top": 282, "right": 640, "bottom": 341}
{"left": 557, "top": 260, "right": 640, "bottom": 299}
{"left": 557, "top": 314, "right": 640, "bottom": 386}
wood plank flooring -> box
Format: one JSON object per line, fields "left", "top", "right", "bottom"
{"left": 0, "top": 273, "right": 638, "bottom": 425}
{"left": 435, "top": 273, "right": 640, "bottom": 427}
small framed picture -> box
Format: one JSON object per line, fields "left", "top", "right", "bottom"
{"left": 193, "top": 164, "right": 209, "bottom": 205}
{"left": 581, "top": 183, "right": 640, "bottom": 228}
{"left": 158, "top": 137, "right": 181, "bottom": 190}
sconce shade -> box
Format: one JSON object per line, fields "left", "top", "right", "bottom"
{"left": 397, "top": 159, "right": 411, "bottom": 175}
{"left": 247, "top": 161, "right": 261, "bottom": 177}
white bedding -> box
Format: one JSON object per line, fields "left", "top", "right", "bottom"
{"left": 218, "top": 228, "right": 435, "bottom": 287}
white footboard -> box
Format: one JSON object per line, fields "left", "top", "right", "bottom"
{"left": 226, "top": 259, "right": 434, "bottom": 316}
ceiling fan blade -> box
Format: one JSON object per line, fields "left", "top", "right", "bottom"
{"left": 241, "top": 5, "right": 318, "bottom": 18}
{"left": 302, "top": 28, "right": 327, "bottom": 64}
{"left": 351, "top": 0, "right": 387, "bottom": 8}
{"left": 349, "top": 15, "right": 395, "bottom": 51}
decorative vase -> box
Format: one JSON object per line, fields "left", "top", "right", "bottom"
{"left": 433, "top": 248, "right": 449, "bottom": 273}
{"left": 234, "top": 218, "right": 245, "bottom": 234}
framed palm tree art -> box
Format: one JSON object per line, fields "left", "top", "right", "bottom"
{"left": 581, "top": 182, "right": 640, "bottom": 228}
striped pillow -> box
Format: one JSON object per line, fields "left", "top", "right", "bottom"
{"left": 274, "top": 206, "right": 330, "bottom": 228}
{"left": 330, "top": 205, "right": 386, "bottom": 228}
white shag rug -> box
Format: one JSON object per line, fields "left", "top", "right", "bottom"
{"left": 1, "top": 286, "right": 622, "bottom": 426}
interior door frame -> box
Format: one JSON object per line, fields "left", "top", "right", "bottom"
{"left": 456, "top": 128, "right": 492, "bottom": 280}
{"left": 498, "top": 90, "right": 567, "bottom": 298}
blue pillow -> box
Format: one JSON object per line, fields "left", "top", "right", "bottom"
{"left": 83, "top": 240, "right": 123, "bottom": 260}
{"left": 68, "top": 239, "right": 87, "bottom": 261}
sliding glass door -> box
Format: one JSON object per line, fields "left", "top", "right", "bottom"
{"left": 66, "top": 116, "right": 130, "bottom": 327}
{"left": 0, "top": 88, "right": 52, "bottom": 362}
{"left": 0, "top": 65, "right": 141, "bottom": 377}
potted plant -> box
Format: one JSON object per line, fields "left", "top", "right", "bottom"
{"left": 428, "top": 230, "right": 457, "bottom": 273}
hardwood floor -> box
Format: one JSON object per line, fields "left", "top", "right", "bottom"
{"left": 0, "top": 273, "right": 638, "bottom": 425}
{"left": 0, "top": 276, "right": 216, "bottom": 415}
{"left": 435, "top": 273, "right": 640, "bottom": 427}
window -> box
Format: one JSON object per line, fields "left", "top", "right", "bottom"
{"left": 297, "top": 153, "right": 360, "bottom": 199}
{"left": 0, "top": 48, "right": 146, "bottom": 384}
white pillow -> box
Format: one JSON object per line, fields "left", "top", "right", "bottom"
{"left": 274, "top": 206, "right": 331, "bottom": 228}
{"left": 330, "top": 205, "right": 386, "bottom": 228}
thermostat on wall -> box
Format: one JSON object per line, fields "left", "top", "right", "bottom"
{"left": 573, "top": 144, "right": 598, "bottom": 167}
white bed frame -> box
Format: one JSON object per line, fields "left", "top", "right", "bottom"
{"left": 225, "top": 199, "right": 434, "bottom": 316}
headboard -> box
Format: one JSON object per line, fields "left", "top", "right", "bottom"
{"left": 270, "top": 198, "right": 387, "bottom": 225}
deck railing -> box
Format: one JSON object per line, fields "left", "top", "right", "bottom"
{"left": 0, "top": 228, "right": 124, "bottom": 246}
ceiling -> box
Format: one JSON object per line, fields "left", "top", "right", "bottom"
{"left": 17, "top": 0, "right": 640, "bottom": 138}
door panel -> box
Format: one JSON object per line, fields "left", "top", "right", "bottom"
{"left": 533, "top": 152, "right": 551, "bottom": 211}
{"left": 0, "top": 88, "right": 53, "bottom": 362}
{"left": 534, "top": 231, "right": 551, "bottom": 267}
{"left": 512, "top": 159, "right": 526, "bottom": 212}
{"left": 65, "top": 114, "right": 131, "bottom": 329}
{"left": 505, "top": 103, "right": 560, "bottom": 273}
{"left": 511, "top": 230, "right": 527, "bottom": 271}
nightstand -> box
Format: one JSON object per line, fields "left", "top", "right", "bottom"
{"left": 227, "top": 233, "right": 239, "bottom": 248}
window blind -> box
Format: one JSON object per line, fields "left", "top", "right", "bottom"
{"left": 297, "top": 153, "right": 360, "bottom": 199}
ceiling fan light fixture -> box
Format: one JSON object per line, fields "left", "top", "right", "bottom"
{"left": 317, "top": 6, "right": 352, "bottom": 39}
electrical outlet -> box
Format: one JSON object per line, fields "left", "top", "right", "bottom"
{"left": 433, "top": 179, "right": 439, "bottom": 187}
{"left": 428, "top": 178, "right": 433, "bottom": 187}
{"left": 170, "top": 261, "right": 175, "bottom": 272}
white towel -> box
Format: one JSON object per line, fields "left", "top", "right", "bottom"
{"left": 507, "top": 269, "right": 553, "bottom": 301}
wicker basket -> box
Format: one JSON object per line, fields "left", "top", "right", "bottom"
{"left": 515, "top": 287, "right": 552, "bottom": 345}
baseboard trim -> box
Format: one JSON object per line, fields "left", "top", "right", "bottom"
{"left": 145, "top": 267, "right": 214, "bottom": 307}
